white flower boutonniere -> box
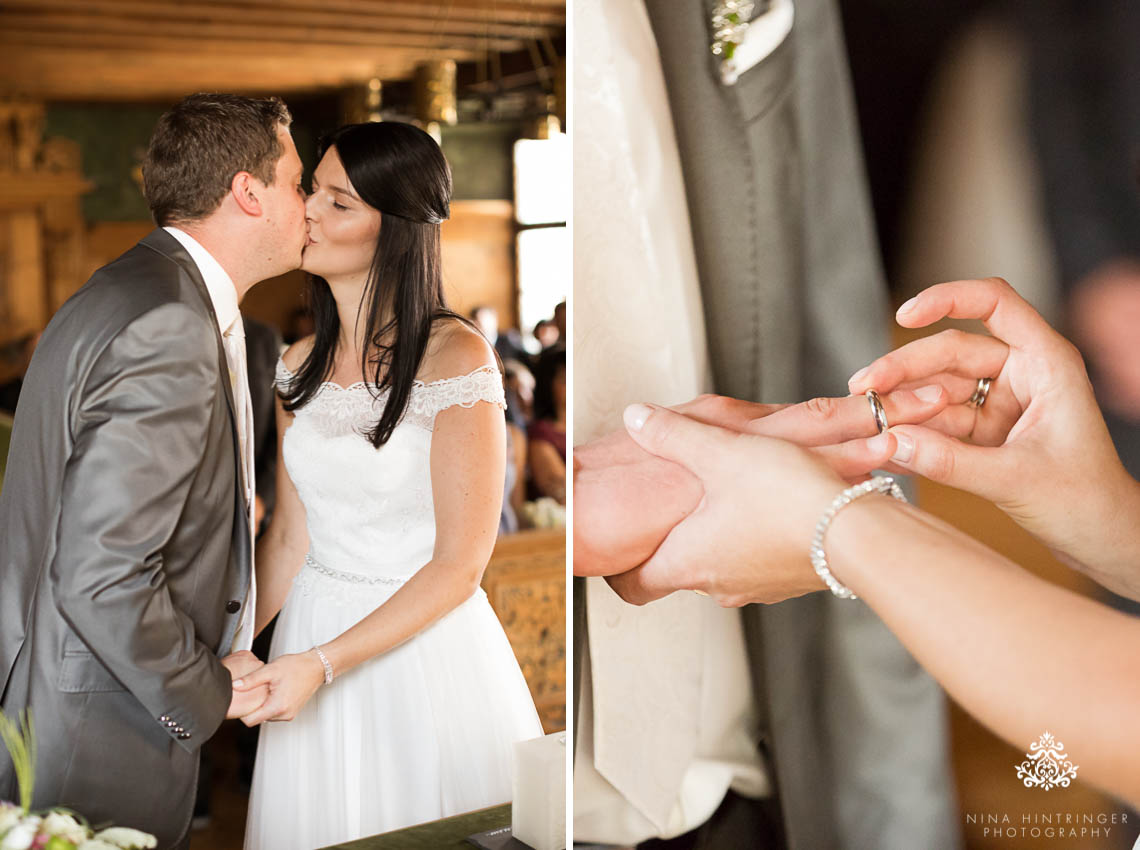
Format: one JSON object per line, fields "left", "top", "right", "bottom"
{"left": 711, "top": 0, "right": 795, "bottom": 85}
{"left": 710, "top": 1, "right": 757, "bottom": 84}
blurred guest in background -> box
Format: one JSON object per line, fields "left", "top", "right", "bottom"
{"left": 471, "top": 303, "right": 530, "bottom": 365}
{"left": 528, "top": 346, "right": 566, "bottom": 506}
{"left": 501, "top": 418, "right": 526, "bottom": 535}
{"left": 534, "top": 318, "right": 560, "bottom": 349}
{"left": 1012, "top": 0, "right": 1140, "bottom": 475}
{"left": 552, "top": 299, "right": 566, "bottom": 342}
{"left": 503, "top": 357, "right": 536, "bottom": 430}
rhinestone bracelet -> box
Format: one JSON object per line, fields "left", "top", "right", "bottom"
{"left": 810, "top": 476, "right": 907, "bottom": 599}
{"left": 312, "top": 645, "right": 334, "bottom": 685}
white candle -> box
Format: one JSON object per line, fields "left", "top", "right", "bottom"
{"left": 512, "top": 732, "right": 566, "bottom": 850}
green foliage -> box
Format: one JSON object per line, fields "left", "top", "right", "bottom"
{"left": 0, "top": 709, "right": 36, "bottom": 811}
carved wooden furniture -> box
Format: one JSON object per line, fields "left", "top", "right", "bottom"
{"left": 481, "top": 527, "right": 566, "bottom": 734}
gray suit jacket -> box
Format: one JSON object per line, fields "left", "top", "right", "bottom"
{"left": 0, "top": 229, "right": 251, "bottom": 850}
{"left": 640, "top": 1, "right": 961, "bottom": 847}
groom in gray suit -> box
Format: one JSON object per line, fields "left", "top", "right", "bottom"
{"left": 0, "top": 94, "right": 306, "bottom": 849}
{"left": 575, "top": 1, "right": 961, "bottom": 847}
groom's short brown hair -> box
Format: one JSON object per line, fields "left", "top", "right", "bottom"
{"left": 143, "top": 93, "right": 292, "bottom": 226}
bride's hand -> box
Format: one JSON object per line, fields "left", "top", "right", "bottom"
{"left": 574, "top": 388, "right": 947, "bottom": 578}
{"left": 231, "top": 651, "right": 327, "bottom": 726}
{"left": 848, "top": 277, "right": 1140, "bottom": 599}
{"left": 604, "top": 403, "right": 858, "bottom": 606}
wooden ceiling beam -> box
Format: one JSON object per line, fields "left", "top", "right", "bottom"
{"left": 0, "top": 53, "right": 410, "bottom": 99}
{"left": 0, "top": 0, "right": 562, "bottom": 39}
{"left": 0, "top": 13, "right": 531, "bottom": 52}
{"left": 0, "top": 0, "right": 565, "bottom": 27}
{"left": 0, "top": 0, "right": 563, "bottom": 101}
{"left": 0, "top": 33, "right": 483, "bottom": 63}
{"left": 204, "top": 0, "right": 564, "bottom": 22}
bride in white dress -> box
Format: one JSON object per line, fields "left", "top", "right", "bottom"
{"left": 236, "top": 121, "right": 543, "bottom": 849}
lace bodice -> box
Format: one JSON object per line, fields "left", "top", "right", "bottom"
{"left": 275, "top": 358, "right": 506, "bottom": 585}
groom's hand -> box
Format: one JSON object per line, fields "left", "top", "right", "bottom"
{"left": 574, "top": 396, "right": 776, "bottom": 576}
{"left": 574, "top": 389, "right": 949, "bottom": 581}
{"left": 222, "top": 650, "right": 263, "bottom": 679}
{"left": 222, "top": 651, "right": 269, "bottom": 719}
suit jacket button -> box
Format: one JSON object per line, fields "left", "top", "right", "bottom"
{"left": 178, "top": 733, "right": 191, "bottom": 740}
{"left": 225, "top": 600, "right": 241, "bottom": 614}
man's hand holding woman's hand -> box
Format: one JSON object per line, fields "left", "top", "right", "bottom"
{"left": 574, "top": 386, "right": 952, "bottom": 595}
{"left": 222, "top": 649, "right": 327, "bottom": 726}
{"left": 231, "top": 651, "right": 328, "bottom": 726}
{"left": 606, "top": 404, "right": 877, "bottom": 606}
{"left": 222, "top": 650, "right": 269, "bottom": 719}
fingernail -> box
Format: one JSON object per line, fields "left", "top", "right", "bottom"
{"left": 848, "top": 366, "right": 869, "bottom": 386}
{"left": 897, "top": 296, "right": 919, "bottom": 315}
{"left": 867, "top": 431, "right": 891, "bottom": 454}
{"left": 892, "top": 431, "right": 914, "bottom": 463}
{"left": 915, "top": 384, "right": 942, "bottom": 403}
{"left": 624, "top": 403, "right": 652, "bottom": 432}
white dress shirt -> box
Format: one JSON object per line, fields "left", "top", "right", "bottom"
{"left": 163, "top": 225, "right": 257, "bottom": 653}
{"left": 573, "top": 2, "right": 770, "bottom": 844}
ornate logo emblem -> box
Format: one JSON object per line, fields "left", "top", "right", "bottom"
{"left": 1016, "top": 732, "right": 1079, "bottom": 790}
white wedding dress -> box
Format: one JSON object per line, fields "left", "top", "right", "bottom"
{"left": 243, "top": 360, "right": 543, "bottom": 850}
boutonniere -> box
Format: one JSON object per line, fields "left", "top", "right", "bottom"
{"left": 710, "top": 1, "right": 757, "bottom": 85}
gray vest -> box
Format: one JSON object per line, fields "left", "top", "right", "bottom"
{"left": 638, "top": 1, "right": 962, "bottom": 846}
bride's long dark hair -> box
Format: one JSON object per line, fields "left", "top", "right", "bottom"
{"left": 280, "top": 121, "right": 469, "bottom": 448}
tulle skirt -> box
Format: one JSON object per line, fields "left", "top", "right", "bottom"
{"left": 243, "top": 564, "right": 543, "bottom": 850}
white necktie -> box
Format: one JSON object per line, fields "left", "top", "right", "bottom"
{"left": 572, "top": 0, "right": 711, "bottom": 832}
{"left": 222, "top": 315, "right": 257, "bottom": 652}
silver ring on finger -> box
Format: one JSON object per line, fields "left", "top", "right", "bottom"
{"left": 968, "top": 377, "right": 993, "bottom": 408}
{"left": 865, "top": 389, "right": 889, "bottom": 434}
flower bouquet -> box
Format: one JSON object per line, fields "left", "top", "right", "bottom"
{"left": 0, "top": 711, "right": 157, "bottom": 850}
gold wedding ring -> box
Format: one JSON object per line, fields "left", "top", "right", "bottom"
{"left": 865, "top": 389, "right": 889, "bottom": 434}
{"left": 968, "top": 377, "right": 993, "bottom": 408}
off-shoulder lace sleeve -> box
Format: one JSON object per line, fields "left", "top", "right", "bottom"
{"left": 409, "top": 365, "right": 506, "bottom": 426}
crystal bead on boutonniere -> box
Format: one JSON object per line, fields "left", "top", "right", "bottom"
{"left": 711, "top": 1, "right": 759, "bottom": 84}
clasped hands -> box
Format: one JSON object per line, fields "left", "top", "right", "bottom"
{"left": 574, "top": 385, "right": 948, "bottom": 606}
{"left": 221, "top": 649, "right": 327, "bottom": 726}
{"left": 576, "top": 277, "right": 1140, "bottom": 608}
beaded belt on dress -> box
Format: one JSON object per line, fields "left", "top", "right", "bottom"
{"left": 303, "top": 553, "right": 406, "bottom": 586}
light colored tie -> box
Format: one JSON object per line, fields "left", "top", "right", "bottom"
{"left": 572, "top": 0, "right": 715, "bottom": 833}
{"left": 587, "top": 580, "right": 704, "bottom": 831}
{"left": 222, "top": 315, "right": 257, "bottom": 652}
